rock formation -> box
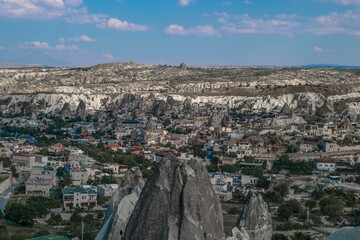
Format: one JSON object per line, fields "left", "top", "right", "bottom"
{"left": 229, "top": 194, "right": 272, "bottom": 240}
{"left": 183, "top": 98, "right": 192, "bottom": 113}
{"left": 60, "top": 103, "right": 71, "bottom": 120}
{"left": 180, "top": 62, "right": 187, "bottom": 70}
{"left": 281, "top": 103, "right": 291, "bottom": 115}
{"left": 326, "top": 226, "right": 360, "bottom": 240}
{"left": 96, "top": 168, "right": 144, "bottom": 240}
{"left": 76, "top": 100, "right": 86, "bottom": 120}
{"left": 122, "top": 155, "right": 225, "bottom": 240}
{"left": 340, "top": 118, "right": 354, "bottom": 131}
{"left": 152, "top": 100, "right": 167, "bottom": 116}
{"left": 208, "top": 112, "right": 221, "bottom": 128}
{"left": 145, "top": 116, "right": 154, "bottom": 131}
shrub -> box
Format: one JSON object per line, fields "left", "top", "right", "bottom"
{"left": 228, "top": 207, "right": 241, "bottom": 215}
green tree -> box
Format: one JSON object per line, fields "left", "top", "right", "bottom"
{"left": 47, "top": 213, "right": 62, "bottom": 226}
{"left": 70, "top": 212, "right": 82, "bottom": 224}
{"left": 59, "top": 174, "right": 72, "bottom": 188}
{"left": 211, "top": 156, "right": 220, "bottom": 165}
{"left": 4, "top": 202, "right": 35, "bottom": 227}
{"left": 244, "top": 156, "right": 255, "bottom": 163}
{"left": 277, "top": 200, "right": 301, "bottom": 220}
{"left": 320, "top": 197, "right": 342, "bottom": 224}
{"left": 272, "top": 233, "right": 289, "bottom": 240}
{"left": 56, "top": 167, "right": 64, "bottom": 175}
{"left": 291, "top": 232, "right": 313, "bottom": 240}
{"left": 305, "top": 200, "right": 317, "bottom": 210}
{"left": 278, "top": 205, "right": 293, "bottom": 220}
{"left": 10, "top": 166, "right": 19, "bottom": 179}
{"left": 274, "top": 182, "right": 289, "bottom": 198}
{"left": 38, "top": 148, "right": 49, "bottom": 156}
{"left": 163, "top": 118, "right": 171, "bottom": 127}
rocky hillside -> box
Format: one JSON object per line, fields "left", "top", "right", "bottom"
{"left": 1, "top": 62, "right": 360, "bottom": 119}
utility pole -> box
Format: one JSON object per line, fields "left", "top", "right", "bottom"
{"left": 81, "top": 220, "right": 84, "bottom": 240}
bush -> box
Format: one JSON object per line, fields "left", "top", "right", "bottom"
{"left": 320, "top": 197, "right": 342, "bottom": 224}
{"left": 10, "top": 234, "right": 27, "bottom": 240}
{"left": 276, "top": 222, "right": 304, "bottom": 231}
{"left": 96, "top": 210, "right": 104, "bottom": 219}
{"left": 26, "top": 196, "right": 61, "bottom": 217}
{"left": 228, "top": 207, "right": 241, "bottom": 215}
{"left": 47, "top": 213, "right": 62, "bottom": 226}
{"left": 70, "top": 212, "right": 82, "bottom": 225}
{"left": 272, "top": 233, "right": 289, "bottom": 240}
{"left": 34, "top": 230, "right": 51, "bottom": 237}
{"left": 273, "top": 155, "right": 313, "bottom": 175}
{"left": 291, "top": 232, "right": 313, "bottom": 240}
{"left": 4, "top": 202, "right": 35, "bottom": 227}
{"left": 277, "top": 200, "right": 301, "bottom": 220}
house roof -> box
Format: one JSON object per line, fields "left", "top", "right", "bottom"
{"left": 13, "top": 152, "right": 34, "bottom": 157}
{"left": 317, "top": 157, "right": 335, "bottom": 163}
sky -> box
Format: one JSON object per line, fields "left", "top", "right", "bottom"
{"left": 0, "top": 0, "right": 359, "bottom": 66}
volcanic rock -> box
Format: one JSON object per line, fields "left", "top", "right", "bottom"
{"left": 235, "top": 194, "right": 272, "bottom": 240}
{"left": 122, "top": 155, "right": 225, "bottom": 240}
{"left": 60, "top": 103, "right": 71, "bottom": 120}
{"left": 96, "top": 168, "right": 144, "bottom": 240}
{"left": 76, "top": 100, "right": 86, "bottom": 120}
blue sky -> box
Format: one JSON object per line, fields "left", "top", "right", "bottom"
{"left": 0, "top": 0, "right": 359, "bottom": 66}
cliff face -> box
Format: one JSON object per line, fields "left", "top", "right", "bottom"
{"left": 2, "top": 91, "right": 360, "bottom": 120}
{"left": 1, "top": 63, "right": 360, "bottom": 119}
{"left": 96, "top": 168, "right": 145, "bottom": 240}
{"left": 235, "top": 194, "right": 272, "bottom": 240}
{"left": 122, "top": 155, "right": 225, "bottom": 240}
{"left": 97, "top": 156, "right": 275, "bottom": 240}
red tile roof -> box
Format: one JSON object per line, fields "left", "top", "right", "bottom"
{"left": 13, "top": 152, "right": 34, "bottom": 157}
{"left": 317, "top": 157, "right": 334, "bottom": 163}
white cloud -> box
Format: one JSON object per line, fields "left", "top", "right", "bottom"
{"left": 221, "top": 16, "right": 298, "bottom": 35}
{"left": 214, "top": 12, "right": 229, "bottom": 23}
{"left": 308, "top": 10, "right": 360, "bottom": 35}
{"left": 178, "top": 0, "right": 195, "bottom": 6}
{"left": 65, "top": 8, "right": 108, "bottom": 24}
{"left": 314, "top": 46, "right": 332, "bottom": 53}
{"left": 68, "top": 35, "right": 96, "bottom": 42}
{"left": 102, "top": 53, "right": 114, "bottom": 59}
{"left": 164, "top": 24, "right": 220, "bottom": 37}
{"left": 0, "top": 46, "right": 4, "bottom": 50}
{"left": 58, "top": 37, "right": 65, "bottom": 43}
{"left": 244, "top": 0, "right": 253, "bottom": 4}
{"left": 65, "top": 0, "right": 82, "bottom": 7}
{"left": 320, "top": 0, "right": 360, "bottom": 5}
{"left": 222, "top": 1, "right": 233, "bottom": 5}
{"left": 20, "top": 41, "right": 51, "bottom": 49}
{"left": 0, "top": 0, "right": 74, "bottom": 20}
{"left": 97, "top": 17, "right": 149, "bottom": 32}
{"left": 19, "top": 41, "right": 78, "bottom": 51}
{"left": 55, "top": 44, "right": 79, "bottom": 50}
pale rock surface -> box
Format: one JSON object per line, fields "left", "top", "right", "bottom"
{"left": 226, "top": 227, "right": 250, "bottom": 240}
{"left": 60, "top": 103, "right": 71, "bottom": 119}
{"left": 122, "top": 155, "right": 225, "bottom": 240}
{"left": 235, "top": 194, "right": 272, "bottom": 240}
{"left": 326, "top": 227, "right": 360, "bottom": 240}
{"left": 96, "top": 169, "right": 144, "bottom": 240}
{"left": 76, "top": 100, "right": 86, "bottom": 120}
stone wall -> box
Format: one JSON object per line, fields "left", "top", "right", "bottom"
{"left": 0, "top": 175, "right": 12, "bottom": 195}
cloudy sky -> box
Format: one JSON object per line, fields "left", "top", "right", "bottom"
{"left": 0, "top": 0, "right": 359, "bottom": 66}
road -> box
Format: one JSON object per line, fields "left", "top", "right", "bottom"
{"left": 0, "top": 175, "right": 23, "bottom": 213}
